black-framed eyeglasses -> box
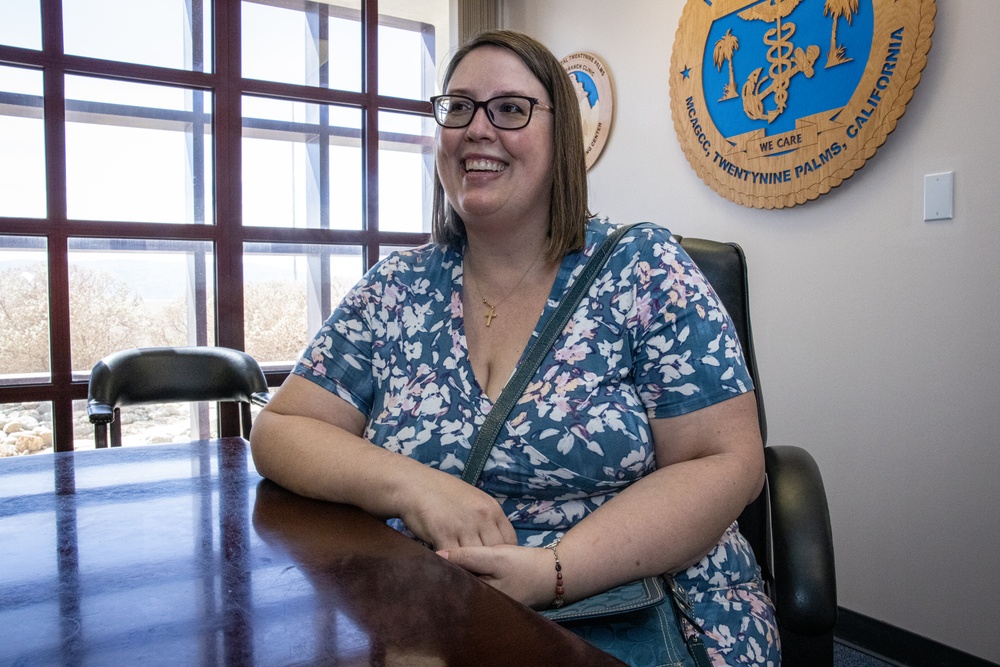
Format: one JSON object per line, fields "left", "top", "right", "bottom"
{"left": 429, "top": 94, "right": 554, "bottom": 130}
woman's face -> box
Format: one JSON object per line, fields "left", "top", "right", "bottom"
{"left": 436, "top": 45, "right": 554, "bottom": 233}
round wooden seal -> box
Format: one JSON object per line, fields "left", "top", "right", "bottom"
{"left": 561, "top": 52, "right": 615, "bottom": 170}
{"left": 669, "top": 0, "right": 936, "bottom": 209}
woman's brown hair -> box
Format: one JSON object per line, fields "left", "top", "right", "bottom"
{"left": 431, "top": 30, "right": 590, "bottom": 261}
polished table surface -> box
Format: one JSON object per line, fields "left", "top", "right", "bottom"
{"left": 0, "top": 438, "right": 625, "bottom": 666}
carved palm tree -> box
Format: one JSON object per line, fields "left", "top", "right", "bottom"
{"left": 825, "top": 0, "right": 860, "bottom": 68}
{"left": 713, "top": 29, "right": 740, "bottom": 101}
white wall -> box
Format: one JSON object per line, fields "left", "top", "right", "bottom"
{"left": 505, "top": 1, "right": 1000, "bottom": 662}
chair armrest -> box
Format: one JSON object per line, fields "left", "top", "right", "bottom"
{"left": 765, "top": 445, "right": 838, "bottom": 635}
{"left": 87, "top": 400, "right": 115, "bottom": 425}
{"left": 250, "top": 391, "right": 272, "bottom": 407}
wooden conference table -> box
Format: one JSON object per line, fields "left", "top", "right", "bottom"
{"left": 0, "top": 438, "right": 625, "bottom": 666}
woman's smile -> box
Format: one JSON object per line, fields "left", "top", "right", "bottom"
{"left": 435, "top": 45, "right": 554, "bottom": 229}
{"left": 464, "top": 158, "right": 507, "bottom": 173}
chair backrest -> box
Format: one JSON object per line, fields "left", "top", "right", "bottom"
{"left": 678, "top": 237, "right": 770, "bottom": 577}
{"left": 683, "top": 238, "right": 837, "bottom": 666}
{"left": 87, "top": 346, "right": 269, "bottom": 448}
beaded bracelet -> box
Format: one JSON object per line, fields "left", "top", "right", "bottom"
{"left": 544, "top": 539, "right": 565, "bottom": 609}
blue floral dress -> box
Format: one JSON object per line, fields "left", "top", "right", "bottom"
{"left": 295, "top": 219, "right": 780, "bottom": 666}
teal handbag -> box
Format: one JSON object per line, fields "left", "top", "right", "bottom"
{"left": 539, "top": 575, "right": 667, "bottom": 622}
{"left": 542, "top": 576, "right": 712, "bottom": 667}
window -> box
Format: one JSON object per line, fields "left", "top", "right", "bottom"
{"left": 0, "top": 0, "right": 450, "bottom": 453}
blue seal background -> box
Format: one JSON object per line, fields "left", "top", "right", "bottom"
{"left": 571, "top": 70, "right": 600, "bottom": 108}
{"left": 703, "top": 0, "right": 874, "bottom": 138}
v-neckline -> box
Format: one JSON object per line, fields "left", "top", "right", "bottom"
{"left": 452, "top": 247, "right": 584, "bottom": 407}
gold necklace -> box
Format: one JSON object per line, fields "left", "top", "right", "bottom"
{"left": 466, "top": 255, "right": 542, "bottom": 328}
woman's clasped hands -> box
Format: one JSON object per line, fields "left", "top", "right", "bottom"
{"left": 436, "top": 541, "right": 557, "bottom": 611}
{"left": 397, "top": 464, "right": 517, "bottom": 550}
{"left": 397, "top": 467, "right": 556, "bottom": 609}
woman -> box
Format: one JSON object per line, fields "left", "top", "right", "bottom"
{"left": 251, "top": 30, "right": 780, "bottom": 666}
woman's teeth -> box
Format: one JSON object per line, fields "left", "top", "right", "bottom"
{"left": 465, "top": 159, "right": 506, "bottom": 172}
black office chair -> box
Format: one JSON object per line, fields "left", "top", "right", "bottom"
{"left": 678, "top": 237, "right": 837, "bottom": 667}
{"left": 87, "top": 346, "right": 271, "bottom": 448}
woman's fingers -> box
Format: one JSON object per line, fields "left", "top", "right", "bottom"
{"left": 497, "top": 517, "right": 518, "bottom": 545}
{"left": 436, "top": 544, "right": 554, "bottom": 608}
{"left": 402, "top": 470, "right": 516, "bottom": 549}
{"left": 437, "top": 545, "right": 495, "bottom": 575}
{"left": 472, "top": 517, "right": 518, "bottom": 548}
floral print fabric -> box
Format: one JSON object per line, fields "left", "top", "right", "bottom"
{"left": 295, "top": 219, "right": 779, "bottom": 665}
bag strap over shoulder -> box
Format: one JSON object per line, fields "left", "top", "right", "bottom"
{"left": 457, "top": 222, "right": 714, "bottom": 667}
{"left": 461, "top": 222, "right": 650, "bottom": 486}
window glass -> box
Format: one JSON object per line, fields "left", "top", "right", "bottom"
{"left": 379, "top": 244, "right": 420, "bottom": 260}
{"left": 242, "top": 96, "right": 362, "bottom": 230}
{"left": 0, "top": 0, "right": 41, "bottom": 50}
{"left": 63, "top": 0, "right": 212, "bottom": 72}
{"left": 378, "top": 0, "right": 449, "bottom": 100}
{"left": 242, "top": 0, "right": 362, "bottom": 92}
{"left": 71, "top": 399, "right": 219, "bottom": 450}
{"left": 0, "top": 65, "right": 46, "bottom": 218}
{"left": 0, "top": 236, "right": 49, "bottom": 383}
{"left": 65, "top": 76, "right": 214, "bottom": 224}
{"left": 378, "top": 110, "right": 434, "bottom": 233}
{"left": 67, "top": 238, "right": 216, "bottom": 376}
{"left": 243, "top": 242, "right": 362, "bottom": 366}
{"left": 0, "top": 401, "right": 53, "bottom": 457}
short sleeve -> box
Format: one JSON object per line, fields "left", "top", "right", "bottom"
{"left": 291, "top": 244, "right": 457, "bottom": 418}
{"left": 626, "top": 228, "right": 754, "bottom": 418}
{"left": 292, "top": 272, "right": 381, "bottom": 416}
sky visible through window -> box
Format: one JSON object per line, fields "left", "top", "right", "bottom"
{"left": 0, "top": 0, "right": 441, "bottom": 303}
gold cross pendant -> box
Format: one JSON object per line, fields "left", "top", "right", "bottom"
{"left": 482, "top": 300, "right": 497, "bottom": 327}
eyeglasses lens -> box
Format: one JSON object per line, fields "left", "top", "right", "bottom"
{"left": 435, "top": 96, "right": 533, "bottom": 130}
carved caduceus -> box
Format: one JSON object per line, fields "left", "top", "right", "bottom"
{"left": 739, "top": 0, "right": 820, "bottom": 122}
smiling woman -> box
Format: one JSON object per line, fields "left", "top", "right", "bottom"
{"left": 431, "top": 32, "right": 589, "bottom": 262}
{"left": 251, "top": 29, "right": 779, "bottom": 667}
{"left": 435, "top": 46, "right": 557, "bottom": 271}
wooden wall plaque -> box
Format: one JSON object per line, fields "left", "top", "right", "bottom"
{"left": 561, "top": 52, "right": 615, "bottom": 170}
{"left": 669, "top": 0, "right": 936, "bottom": 209}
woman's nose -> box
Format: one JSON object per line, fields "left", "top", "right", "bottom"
{"left": 465, "top": 105, "right": 496, "bottom": 139}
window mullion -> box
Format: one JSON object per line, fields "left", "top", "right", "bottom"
{"left": 214, "top": 0, "right": 244, "bottom": 436}
{"left": 40, "top": 2, "right": 75, "bottom": 450}
{"left": 363, "top": 0, "right": 380, "bottom": 270}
